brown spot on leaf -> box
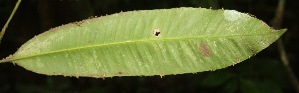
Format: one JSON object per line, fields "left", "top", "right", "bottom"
{"left": 116, "top": 72, "right": 124, "bottom": 76}
{"left": 87, "top": 40, "right": 94, "bottom": 44}
{"left": 198, "top": 43, "right": 211, "bottom": 57}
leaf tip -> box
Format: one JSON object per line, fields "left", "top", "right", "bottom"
{"left": 279, "top": 28, "right": 287, "bottom": 32}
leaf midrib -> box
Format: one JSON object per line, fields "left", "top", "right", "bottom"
{"left": 11, "top": 33, "right": 278, "bottom": 62}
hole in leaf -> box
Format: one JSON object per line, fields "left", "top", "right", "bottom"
{"left": 153, "top": 28, "right": 160, "bottom": 37}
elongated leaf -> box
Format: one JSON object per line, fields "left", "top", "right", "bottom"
{"left": 0, "top": 8, "right": 285, "bottom": 78}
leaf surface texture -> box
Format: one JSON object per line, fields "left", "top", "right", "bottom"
{"left": 3, "top": 8, "right": 285, "bottom": 77}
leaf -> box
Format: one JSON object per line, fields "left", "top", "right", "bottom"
{"left": 0, "top": 8, "right": 286, "bottom": 78}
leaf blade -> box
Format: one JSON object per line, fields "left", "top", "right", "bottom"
{"left": 4, "top": 8, "right": 286, "bottom": 77}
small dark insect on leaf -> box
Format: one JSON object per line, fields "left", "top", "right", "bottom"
{"left": 154, "top": 28, "right": 160, "bottom": 37}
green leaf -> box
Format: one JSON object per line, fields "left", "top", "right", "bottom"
{"left": 0, "top": 8, "right": 286, "bottom": 78}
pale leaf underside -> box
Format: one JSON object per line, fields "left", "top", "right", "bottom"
{"left": 1, "top": 8, "right": 286, "bottom": 78}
